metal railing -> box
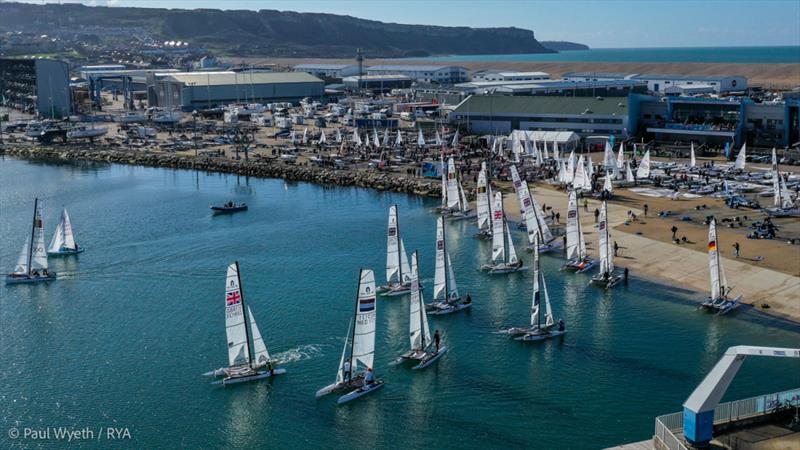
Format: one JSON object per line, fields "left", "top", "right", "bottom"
{"left": 653, "top": 388, "right": 800, "bottom": 450}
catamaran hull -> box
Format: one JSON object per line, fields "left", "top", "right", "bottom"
{"left": 448, "top": 212, "right": 476, "bottom": 221}
{"left": 499, "top": 325, "right": 553, "bottom": 336}
{"left": 427, "top": 302, "right": 471, "bottom": 315}
{"left": 211, "top": 205, "right": 248, "bottom": 213}
{"left": 336, "top": 380, "right": 384, "bottom": 405}
{"left": 480, "top": 264, "right": 527, "bottom": 275}
{"left": 5, "top": 273, "right": 57, "bottom": 284}
{"left": 219, "top": 368, "right": 286, "bottom": 385}
{"left": 515, "top": 330, "right": 566, "bottom": 342}
{"left": 699, "top": 295, "right": 742, "bottom": 315}
{"left": 526, "top": 242, "right": 562, "bottom": 254}
{"left": 47, "top": 247, "right": 84, "bottom": 256}
{"left": 562, "top": 259, "right": 596, "bottom": 273}
{"left": 473, "top": 230, "right": 493, "bottom": 240}
{"left": 589, "top": 274, "right": 623, "bottom": 289}
{"left": 412, "top": 347, "right": 448, "bottom": 370}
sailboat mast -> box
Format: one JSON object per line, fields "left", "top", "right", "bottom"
{"left": 235, "top": 261, "right": 253, "bottom": 366}
{"left": 28, "top": 198, "right": 37, "bottom": 275}
{"left": 442, "top": 220, "right": 449, "bottom": 300}
{"left": 534, "top": 240, "right": 541, "bottom": 328}
{"left": 348, "top": 269, "right": 362, "bottom": 368}
{"left": 415, "top": 251, "right": 426, "bottom": 349}
{"left": 715, "top": 222, "right": 724, "bottom": 298}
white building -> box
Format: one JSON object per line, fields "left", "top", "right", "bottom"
{"left": 366, "top": 65, "right": 468, "bottom": 84}
{"left": 292, "top": 63, "right": 360, "bottom": 79}
{"left": 562, "top": 71, "right": 747, "bottom": 94}
{"left": 472, "top": 70, "right": 550, "bottom": 82}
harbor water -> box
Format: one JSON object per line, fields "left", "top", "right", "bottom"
{"left": 1, "top": 157, "right": 798, "bottom": 449}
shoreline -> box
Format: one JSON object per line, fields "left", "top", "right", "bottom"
{"left": 5, "top": 145, "right": 799, "bottom": 325}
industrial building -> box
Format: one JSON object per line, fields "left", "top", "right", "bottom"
{"left": 562, "top": 72, "right": 747, "bottom": 94}
{"left": 450, "top": 95, "right": 632, "bottom": 137}
{"left": 471, "top": 70, "right": 550, "bottom": 82}
{"left": 0, "top": 57, "right": 71, "bottom": 118}
{"left": 455, "top": 79, "right": 647, "bottom": 97}
{"left": 292, "top": 63, "right": 360, "bottom": 79}
{"left": 343, "top": 74, "right": 413, "bottom": 93}
{"left": 366, "top": 65, "right": 468, "bottom": 85}
{"left": 148, "top": 71, "right": 324, "bottom": 111}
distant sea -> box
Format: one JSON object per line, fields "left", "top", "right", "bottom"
{"left": 404, "top": 46, "right": 800, "bottom": 64}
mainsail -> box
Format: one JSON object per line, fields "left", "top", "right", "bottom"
{"left": 476, "top": 162, "right": 491, "bottom": 231}
{"left": 433, "top": 217, "right": 459, "bottom": 302}
{"left": 29, "top": 199, "right": 48, "bottom": 272}
{"left": 409, "top": 252, "right": 431, "bottom": 351}
{"left": 491, "top": 192, "right": 506, "bottom": 263}
{"left": 690, "top": 143, "right": 696, "bottom": 168}
{"left": 734, "top": 144, "right": 746, "bottom": 171}
{"left": 351, "top": 269, "right": 377, "bottom": 372}
{"left": 49, "top": 207, "right": 77, "bottom": 252}
{"left": 598, "top": 201, "right": 614, "bottom": 276}
{"left": 225, "top": 262, "right": 251, "bottom": 367}
{"left": 565, "top": 190, "right": 586, "bottom": 260}
{"left": 707, "top": 220, "right": 727, "bottom": 300}
{"left": 636, "top": 150, "right": 651, "bottom": 179}
{"left": 386, "top": 205, "right": 402, "bottom": 284}
{"left": 446, "top": 157, "right": 460, "bottom": 209}
{"left": 530, "top": 235, "right": 554, "bottom": 328}
{"left": 510, "top": 165, "right": 539, "bottom": 245}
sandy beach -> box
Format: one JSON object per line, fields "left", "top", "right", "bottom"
{"left": 227, "top": 57, "right": 800, "bottom": 87}
{"left": 496, "top": 182, "right": 800, "bottom": 323}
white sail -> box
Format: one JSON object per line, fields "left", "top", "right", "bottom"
{"left": 708, "top": 220, "right": 724, "bottom": 299}
{"left": 48, "top": 220, "right": 64, "bottom": 253}
{"left": 773, "top": 171, "right": 782, "bottom": 208}
{"left": 565, "top": 190, "right": 584, "bottom": 260}
{"left": 417, "top": 128, "right": 425, "bottom": 147}
{"left": 248, "top": 306, "right": 270, "bottom": 367}
{"left": 636, "top": 150, "right": 651, "bottom": 179}
{"left": 373, "top": 129, "right": 381, "bottom": 148}
{"left": 625, "top": 161, "right": 635, "bottom": 183}
{"left": 336, "top": 128, "right": 342, "bottom": 143}
{"left": 598, "top": 201, "right": 614, "bottom": 275}
{"left": 616, "top": 143, "right": 625, "bottom": 178}
{"left": 352, "top": 127, "right": 361, "bottom": 145}
{"left": 318, "top": 130, "right": 327, "bottom": 144}
{"left": 603, "top": 141, "right": 615, "bottom": 170}
{"left": 458, "top": 182, "right": 469, "bottom": 212}
{"left": 603, "top": 172, "right": 613, "bottom": 193}
{"left": 557, "top": 160, "right": 566, "bottom": 183}
{"left": 566, "top": 150, "right": 576, "bottom": 183}
{"left": 540, "top": 242, "right": 554, "bottom": 329}
{"left": 409, "top": 252, "right": 431, "bottom": 351}
{"left": 775, "top": 172, "right": 794, "bottom": 208}
{"left": 573, "top": 155, "right": 589, "bottom": 190}
{"left": 31, "top": 201, "right": 47, "bottom": 271}
{"left": 542, "top": 139, "right": 549, "bottom": 159}
{"left": 440, "top": 156, "right": 447, "bottom": 208}
{"left": 529, "top": 190, "right": 553, "bottom": 243}
{"left": 476, "top": 163, "right": 491, "bottom": 231}
{"left": 433, "top": 217, "right": 448, "bottom": 301}
{"left": 491, "top": 192, "right": 506, "bottom": 263}
{"left": 225, "top": 263, "right": 250, "bottom": 367}
{"left": 451, "top": 129, "right": 459, "bottom": 148}
{"left": 446, "top": 253, "right": 459, "bottom": 301}
{"left": 386, "top": 205, "right": 401, "bottom": 284}
{"left": 302, "top": 127, "right": 308, "bottom": 144}
{"left": 382, "top": 128, "right": 390, "bottom": 147}
{"left": 510, "top": 165, "right": 538, "bottom": 245}
{"left": 351, "top": 269, "right": 377, "bottom": 371}
{"left": 446, "top": 157, "right": 460, "bottom": 209}
{"left": 690, "top": 143, "right": 696, "bottom": 168}
{"left": 14, "top": 239, "right": 29, "bottom": 275}
{"left": 505, "top": 221, "right": 518, "bottom": 264}
{"left": 531, "top": 236, "right": 541, "bottom": 326}
{"left": 395, "top": 129, "right": 403, "bottom": 146}
{"left": 399, "top": 239, "right": 412, "bottom": 283}
{"left": 771, "top": 148, "right": 777, "bottom": 171}
{"left": 586, "top": 155, "right": 595, "bottom": 179}
{"left": 434, "top": 129, "right": 442, "bottom": 146}
{"left": 734, "top": 144, "right": 746, "bottom": 171}
{"left": 290, "top": 130, "right": 296, "bottom": 144}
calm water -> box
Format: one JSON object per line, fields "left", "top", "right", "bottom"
{"left": 1, "top": 157, "right": 798, "bottom": 449}
{"left": 406, "top": 46, "right": 800, "bottom": 64}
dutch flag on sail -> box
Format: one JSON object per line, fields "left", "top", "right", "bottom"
{"left": 359, "top": 297, "right": 375, "bottom": 312}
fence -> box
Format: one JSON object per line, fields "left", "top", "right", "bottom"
{"left": 653, "top": 388, "right": 800, "bottom": 450}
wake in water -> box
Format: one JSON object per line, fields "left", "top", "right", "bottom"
{"left": 270, "top": 344, "right": 324, "bottom": 365}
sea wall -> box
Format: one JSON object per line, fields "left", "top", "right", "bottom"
{"left": 3, "top": 146, "right": 442, "bottom": 197}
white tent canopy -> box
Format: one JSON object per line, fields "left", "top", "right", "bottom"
{"left": 508, "top": 130, "right": 581, "bottom": 152}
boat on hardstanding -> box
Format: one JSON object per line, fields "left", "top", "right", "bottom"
{"left": 699, "top": 220, "right": 741, "bottom": 314}
{"left": 505, "top": 236, "right": 566, "bottom": 342}
{"left": 474, "top": 162, "right": 494, "bottom": 240}
{"left": 510, "top": 165, "right": 559, "bottom": 253}
{"left": 589, "top": 201, "right": 622, "bottom": 288}
{"left": 427, "top": 217, "right": 470, "bottom": 315}
{"left": 481, "top": 192, "right": 526, "bottom": 274}
{"left": 397, "top": 251, "right": 448, "bottom": 369}
{"left": 562, "top": 190, "right": 596, "bottom": 273}
{"left": 316, "top": 269, "right": 384, "bottom": 404}
{"left": 206, "top": 261, "right": 285, "bottom": 385}
{"left": 378, "top": 205, "right": 413, "bottom": 296}
{"left": 47, "top": 207, "right": 84, "bottom": 255}
{"left": 6, "top": 198, "right": 56, "bottom": 284}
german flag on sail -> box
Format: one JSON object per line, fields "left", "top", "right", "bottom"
{"left": 708, "top": 240, "right": 717, "bottom": 252}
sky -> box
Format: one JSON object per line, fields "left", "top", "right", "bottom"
{"left": 8, "top": 0, "right": 800, "bottom": 48}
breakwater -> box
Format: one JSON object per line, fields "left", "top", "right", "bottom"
{"left": 3, "top": 145, "right": 442, "bottom": 197}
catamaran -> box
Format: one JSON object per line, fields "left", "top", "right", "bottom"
{"left": 589, "top": 201, "right": 622, "bottom": 288}
{"left": 207, "top": 261, "right": 285, "bottom": 385}
{"left": 379, "top": 205, "right": 413, "bottom": 296}
{"left": 316, "top": 269, "right": 384, "bottom": 404}
{"left": 47, "top": 207, "right": 84, "bottom": 255}
{"left": 562, "top": 190, "right": 596, "bottom": 273}
{"left": 6, "top": 198, "right": 56, "bottom": 284}
{"left": 699, "top": 220, "right": 741, "bottom": 314}
{"left": 474, "top": 162, "right": 494, "bottom": 240}
{"left": 501, "top": 236, "right": 566, "bottom": 341}
{"left": 510, "top": 165, "right": 559, "bottom": 253}
{"left": 427, "top": 217, "right": 470, "bottom": 315}
{"left": 398, "top": 251, "right": 448, "bottom": 369}
{"left": 481, "top": 192, "right": 526, "bottom": 274}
